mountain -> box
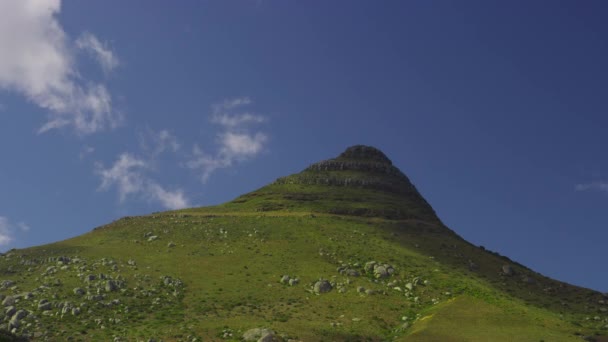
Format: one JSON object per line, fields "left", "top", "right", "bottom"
{"left": 0, "top": 145, "right": 606, "bottom": 341}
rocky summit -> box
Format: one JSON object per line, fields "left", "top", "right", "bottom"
{"left": 0, "top": 146, "right": 606, "bottom": 341}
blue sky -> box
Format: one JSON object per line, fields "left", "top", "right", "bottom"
{"left": 1, "top": 1, "right": 608, "bottom": 291}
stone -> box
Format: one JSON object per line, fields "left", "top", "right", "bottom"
{"left": 357, "top": 286, "right": 366, "bottom": 293}
{"left": 73, "top": 288, "right": 85, "bottom": 296}
{"left": 364, "top": 261, "right": 377, "bottom": 273}
{"left": 148, "top": 235, "right": 158, "bottom": 242}
{"left": 105, "top": 280, "right": 118, "bottom": 292}
{"left": 72, "top": 307, "right": 81, "bottom": 316}
{"left": 345, "top": 269, "right": 360, "bottom": 277}
{"left": 2, "top": 296, "right": 15, "bottom": 306}
{"left": 521, "top": 276, "right": 535, "bottom": 284}
{"left": 85, "top": 274, "right": 96, "bottom": 282}
{"left": 280, "top": 275, "right": 290, "bottom": 284}
{"left": 5, "top": 306, "right": 16, "bottom": 317}
{"left": 405, "top": 283, "right": 413, "bottom": 291}
{"left": 373, "top": 265, "right": 389, "bottom": 279}
{"left": 128, "top": 259, "right": 136, "bottom": 266}
{"left": 12, "top": 309, "right": 27, "bottom": 320}
{"left": 167, "top": 242, "right": 176, "bottom": 248}
{"left": 38, "top": 299, "right": 52, "bottom": 311}
{"left": 242, "top": 328, "right": 275, "bottom": 341}
{"left": 502, "top": 265, "right": 514, "bottom": 276}
{"left": 288, "top": 278, "right": 299, "bottom": 286}
{"left": 0, "top": 280, "right": 15, "bottom": 289}
{"left": 313, "top": 280, "right": 332, "bottom": 294}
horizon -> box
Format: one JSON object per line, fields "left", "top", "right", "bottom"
{"left": 1, "top": 1, "right": 608, "bottom": 293}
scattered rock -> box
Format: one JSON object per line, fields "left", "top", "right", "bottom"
{"left": 148, "top": 236, "right": 159, "bottom": 242}
{"left": 243, "top": 328, "right": 276, "bottom": 341}
{"left": 5, "top": 306, "right": 16, "bottom": 317}
{"left": 288, "top": 278, "right": 300, "bottom": 286}
{"left": 11, "top": 309, "right": 27, "bottom": 321}
{"left": 364, "top": 261, "right": 377, "bottom": 273}
{"left": 167, "top": 242, "right": 176, "bottom": 248}
{"left": 2, "top": 296, "right": 15, "bottom": 306}
{"left": 313, "top": 280, "right": 332, "bottom": 294}
{"left": 521, "top": 276, "right": 535, "bottom": 284}
{"left": 105, "top": 280, "right": 118, "bottom": 292}
{"left": 0, "top": 280, "right": 15, "bottom": 289}
{"left": 73, "top": 288, "right": 85, "bottom": 296}
{"left": 38, "top": 299, "right": 52, "bottom": 311}
{"left": 280, "top": 275, "right": 290, "bottom": 284}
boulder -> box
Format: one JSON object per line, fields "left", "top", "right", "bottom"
{"left": 5, "top": 306, "right": 16, "bottom": 317}
{"left": 105, "top": 280, "right": 118, "bottom": 292}
{"left": 38, "top": 299, "right": 52, "bottom": 311}
{"left": 364, "top": 261, "right": 377, "bottom": 273}
{"left": 11, "top": 309, "right": 27, "bottom": 321}
{"left": 373, "top": 265, "right": 389, "bottom": 279}
{"left": 2, "top": 296, "right": 15, "bottom": 306}
{"left": 313, "top": 280, "right": 332, "bottom": 294}
{"left": 345, "top": 269, "right": 360, "bottom": 277}
{"left": 243, "top": 328, "right": 276, "bottom": 341}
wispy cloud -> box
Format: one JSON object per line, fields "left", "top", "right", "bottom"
{"left": 76, "top": 31, "right": 120, "bottom": 74}
{"left": 0, "top": 0, "right": 121, "bottom": 135}
{"left": 575, "top": 181, "right": 608, "bottom": 193}
{"left": 0, "top": 217, "right": 13, "bottom": 246}
{"left": 95, "top": 153, "right": 189, "bottom": 210}
{"left": 0, "top": 217, "right": 30, "bottom": 246}
{"left": 186, "top": 97, "right": 269, "bottom": 183}
{"left": 79, "top": 145, "right": 96, "bottom": 160}
{"left": 138, "top": 128, "right": 180, "bottom": 156}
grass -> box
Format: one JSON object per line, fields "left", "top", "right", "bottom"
{"left": 0, "top": 147, "right": 606, "bottom": 341}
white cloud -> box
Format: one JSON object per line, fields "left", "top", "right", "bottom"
{"left": 0, "top": 0, "right": 121, "bottom": 135}
{"left": 220, "top": 131, "right": 268, "bottom": 157}
{"left": 147, "top": 183, "right": 189, "bottom": 210}
{"left": 575, "top": 181, "right": 608, "bottom": 192}
{"left": 96, "top": 153, "right": 190, "bottom": 210}
{"left": 0, "top": 217, "right": 13, "bottom": 246}
{"left": 96, "top": 153, "right": 147, "bottom": 201}
{"left": 212, "top": 112, "right": 266, "bottom": 128}
{"left": 186, "top": 97, "right": 269, "bottom": 183}
{"left": 76, "top": 31, "right": 119, "bottom": 74}
{"left": 0, "top": 217, "right": 30, "bottom": 246}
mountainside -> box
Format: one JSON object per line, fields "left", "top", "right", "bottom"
{"left": 0, "top": 145, "right": 607, "bottom": 341}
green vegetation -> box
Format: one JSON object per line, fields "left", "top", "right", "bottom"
{"left": 0, "top": 145, "right": 605, "bottom": 341}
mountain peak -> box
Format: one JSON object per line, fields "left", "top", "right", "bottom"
{"left": 233, "top": 145, "right": 441, "bottom": 223}
{"left": 337, "top": 145, "right": 393, "bottom": 165}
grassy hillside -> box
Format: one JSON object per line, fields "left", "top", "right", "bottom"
{"left": 0, "top": 146, "right": 606, "bottom": 341}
